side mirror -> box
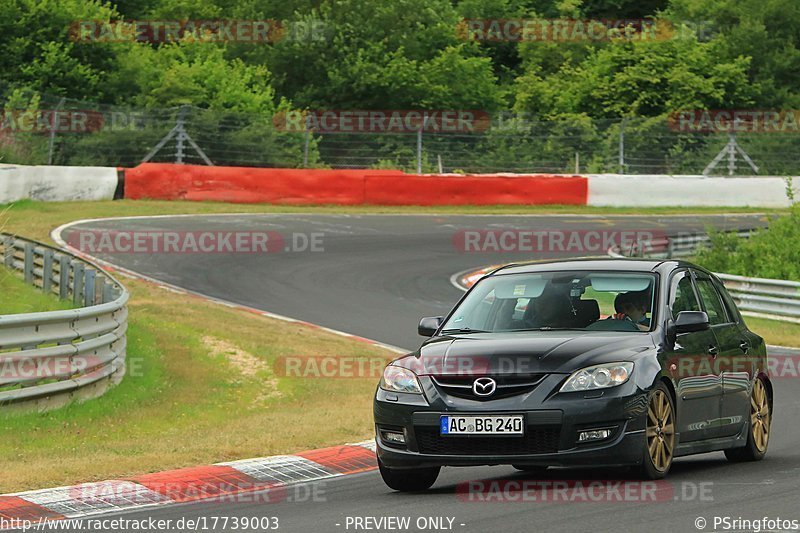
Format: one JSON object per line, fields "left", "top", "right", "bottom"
{"left": 674, "top": 311, "right": 710, "bottom": 334}
{"left": 418, "top": 316, "right": 443, "bottom": 337}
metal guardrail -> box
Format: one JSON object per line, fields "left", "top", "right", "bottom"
{"left": 0, "top": 233, "right": 128, "bottom": 410}
{"left": 610, "top": 231, "right": 800, "bottom": 320}
{"left": 716, "top": 273, "right": 800, "bottom": 318}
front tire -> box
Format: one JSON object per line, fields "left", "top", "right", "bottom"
{"left": 725, "top": 377, "right": 770, "bottom": 462}
{"left": 378, "top": 459, "right": 440, "bottom": 492}
{"left": 639, "top": 382, "right": 675, "bottom": 480}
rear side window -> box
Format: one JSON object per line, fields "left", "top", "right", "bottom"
{"left": 670, "top": 272, "right": 700, "bottom": 319}
{"left": 694, "top": 277, "right": 729, "bottom": 325}
{"left": 713, "top": 277, "right": 741, "bottom": 323}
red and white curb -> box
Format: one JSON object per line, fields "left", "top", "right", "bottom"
{"left": 449, "top": 265, "right": 499, "bottom": 292}
{"left": 0, "top": 441, "right": 376, "bottom": 524}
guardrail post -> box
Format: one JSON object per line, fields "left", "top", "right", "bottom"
{"left": 666, "top": 239, "right": 674, "bottom": 259}
{"left": 23, "top": 243, "right": 34, "bottom": 284}
{"left": 59, "top": 254, "right": 70, "bottom": 299}
{"left": 100, "top": 278, "right": 112, "bottom": 303}
{"left": 2, "top": 235, "right": 12, "bottom": 268}
{"left": 72, "top": 262, "right": 85, "bottom": 306}
{"left": 42, "top": 249, "right": 54, "bottom": 294}
{"left": 84, "top": 269, "right": 96, "bottom": 307}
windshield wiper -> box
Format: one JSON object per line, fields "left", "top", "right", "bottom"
{"left": 507, "top": 327, "right": 581, "bottom": 332}
{"left": 440, "top": 327, "right": 491, "bottom": 334}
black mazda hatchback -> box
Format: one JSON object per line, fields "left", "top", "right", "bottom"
{"left": 374, "top": 259, "right": 771, "bottom": 491}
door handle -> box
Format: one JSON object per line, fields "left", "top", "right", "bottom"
{"left": 739, "top": 340, "right": 749, "bottom": 353}
{"left": 707, "top": 345, "right": 719, "bottom": 357}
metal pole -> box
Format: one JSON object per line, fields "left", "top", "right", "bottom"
{"left": 175, "top": 106, "right": 188, "bottom": 164}
{"left": 47, "top": 97, "right": 66, "bottom": 165}
{"left": 575, "top": 152, "right": 580, "bottom": 173}
{"left": 727, "top": 133, "right": 736, "bottom": 176}
{"left": 303, "top": 129, "right": 311, "bottom": 168}
{"left": 416, "top": 127, "right": 423, "bottom": 174}
{"left": 619, "top": 118, "right": 627, "bottom": 174}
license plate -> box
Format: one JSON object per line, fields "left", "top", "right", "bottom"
{"left": 440, "top": 415, "right": 524, "bottom": 436}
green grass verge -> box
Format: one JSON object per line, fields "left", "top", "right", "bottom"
{"left": 744, "top": 316, "right": 800, "bottom": 348}
{"left": 0, "top": 272, "right": 76, "bottom": 314}
{"left": 0, "top": 276, "right": 392, "bottom": 493}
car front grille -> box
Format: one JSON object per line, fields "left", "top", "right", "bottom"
{"left": 431, "top": 374, "right": 547, "bottom": 401}
{"left": 414, "top": 425, "right": 561, "bottom": 455}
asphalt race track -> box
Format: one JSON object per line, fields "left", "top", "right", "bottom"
{"left": 55, "top": 213, "right": 800, "bottom": 533}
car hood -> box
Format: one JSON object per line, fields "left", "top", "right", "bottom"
{"left": 394, "top": 331, "right": 655, "bottom": 376}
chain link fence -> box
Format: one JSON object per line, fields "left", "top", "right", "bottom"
{"left": 3, "top": 93, "right": 800, "bottom": 175}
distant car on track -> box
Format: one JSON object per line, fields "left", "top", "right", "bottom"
{"left": 374, "top": 258, "right": 771, "bottom": 491}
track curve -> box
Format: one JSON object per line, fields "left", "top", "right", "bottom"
{"left": 53, "top": 213, "right": 800, "bottom": 533}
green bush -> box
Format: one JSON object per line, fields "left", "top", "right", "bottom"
{"left": 695, "top": 187, "right": 800, "bottom": 281}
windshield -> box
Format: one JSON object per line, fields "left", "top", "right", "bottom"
{"left": 442, "top": 271, "right": 657, "bottom": 334}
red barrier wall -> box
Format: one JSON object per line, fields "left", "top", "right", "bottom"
{"left": 364, "top": 173, "right": 587, "bottom": 205}
{"left": 124, "top": 163, "right": 588, "bottom": 205}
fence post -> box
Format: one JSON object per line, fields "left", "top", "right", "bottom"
{"left": 416, "top": 126, "right": 423, "bottom": 174}
{"left": 619, "top": 118, "right": 627, "bottom": 174}
{"left": 303, "top": 129, "right": 311, "bottom": 168}
{"left": 175, "top": 105, "right": 188, "bottom": 164}
{"left": 47, "top": 97, "right": 66, "bottom": 165}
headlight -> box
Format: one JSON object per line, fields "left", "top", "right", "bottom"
{"left": 560, "top": 362, "right": 633, "bottom": 392}
{"left": 380, "top": 365, "right": 422, "bottom": 394}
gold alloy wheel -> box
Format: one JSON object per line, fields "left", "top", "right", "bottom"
{"left": 646, "top": 389, "right": 675, "bottom": 472}
{"left": 751, "top": 378, "right": 771, "bottom": 453}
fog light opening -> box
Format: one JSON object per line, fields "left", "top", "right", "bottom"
{"left": 578, "top": 428, "right": 612, "bottom": 443}
{"left": 381, "top": 430, "right": 406, "bottom": 445}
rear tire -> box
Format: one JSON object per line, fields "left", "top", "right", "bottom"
{"left": 725, "top": 377, "right": 770, "bottom": 463}
{"left": 378, "top": 459, "right": 440, "bottom": 492}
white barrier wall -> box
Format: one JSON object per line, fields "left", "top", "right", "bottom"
{"left": 0, "top": 165, "right": 118, "bottom": 203}
{"left": 587, "top": 174, "right": 799, "bottom": 208}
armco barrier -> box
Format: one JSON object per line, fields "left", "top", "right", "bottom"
{"left": 587, "top": 174, "right": 799, "bottom": 208}
{"left": 124, "top": 163, "right": 588, "bottom": 205}
{"left": 609, "top": 232, "right": 800, "bottom": 321}
{"left": 3, "top": 163, "right": 792, "bottom": 207}
{"left": 364, "top": 173, "right": 587, "bottom": 205}
{"left": 0, "top": 233, "right": 128, "bottom": 411}
{"left": 0, "top": 165, "right": 119, "bottom": 203}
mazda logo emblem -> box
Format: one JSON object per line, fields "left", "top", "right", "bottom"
{"left": 473, "top": 377, "right": 497, "bottom": 397}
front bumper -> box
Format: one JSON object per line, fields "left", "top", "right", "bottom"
{"left": 374, "top": 373, "right": 648, "bottom": 469}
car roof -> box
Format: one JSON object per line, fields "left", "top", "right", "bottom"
{"left": 488, "top": 257, "right": 688, "bottom": 276}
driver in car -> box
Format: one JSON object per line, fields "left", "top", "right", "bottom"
{"left": 524, "top": 287, "right": 574, "bottom": 329}
{"left": 612, "top": 291, "right": 650, "bottom": 331}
